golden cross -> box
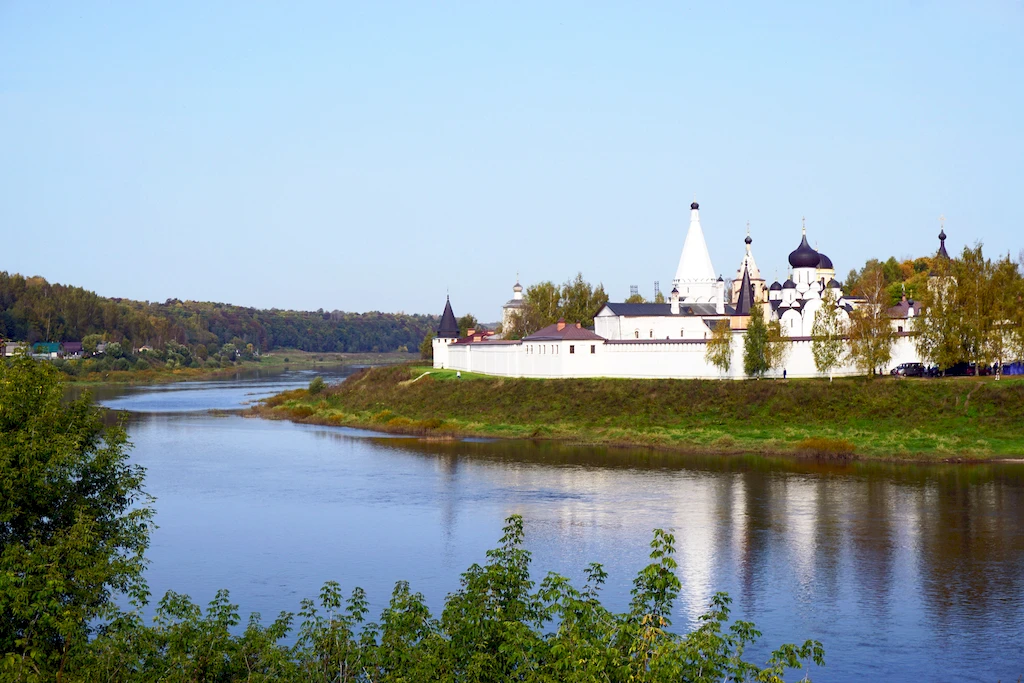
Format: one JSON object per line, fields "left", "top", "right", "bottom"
{"left": 939, "top": 214, "right": 945, "bottom": 228}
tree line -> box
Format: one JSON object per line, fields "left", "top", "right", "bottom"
{"left": 0, "top": 271, "right": 435, "bottom": 354}
{"left": 1, "top": 358, "right": 825, "bottom": 682}
{"left": 814, "top": 244, "right": 1024, "bottom": 378}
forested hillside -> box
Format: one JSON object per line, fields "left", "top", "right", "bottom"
{"left": 0, "top": 271, "right": 435, "bottom": 353}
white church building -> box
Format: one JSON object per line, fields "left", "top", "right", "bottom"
{"left": 433, "top": 201, "right": 922, "bottom": 379}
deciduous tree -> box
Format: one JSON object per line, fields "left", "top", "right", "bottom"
{"left": 811, "top": 288, "right": 847, "bottom": 380}
{"left": 0, "top": 358, "right": 153, "bottom": 681}
{"left": 848, "top": 266, "right": 895, "bottom": 376}
{"left": 742, "top": 305, "right": 769, "bottom": 378}
{"left": 704, "top": 320, "right": 733, "bottom": 376}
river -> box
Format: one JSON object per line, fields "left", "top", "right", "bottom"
{"left": 88, "top": 367, "right": 1024, "bottom": 681}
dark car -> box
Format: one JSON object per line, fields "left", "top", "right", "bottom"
{"left": 891, "top": 362, "right": 925, "bottom": 377}
{"left": 943, "top": 362, "right": 975, "bottom": 377}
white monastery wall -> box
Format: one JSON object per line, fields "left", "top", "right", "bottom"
{"left": 435, "top": 333, "right": 922, "bottom": 380}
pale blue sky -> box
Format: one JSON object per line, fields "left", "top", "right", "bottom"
{"left": 2, "top": 2, "right": 1021, "bottom": 321}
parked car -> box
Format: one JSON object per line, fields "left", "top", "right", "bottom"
{"left": 891, "top": 362, "right": 925, "bottom": 377}
{"left": 943, "top": 362, "right": 975, "bottom": 377}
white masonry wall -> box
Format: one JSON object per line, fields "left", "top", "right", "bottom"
{"left": 441, "top": 333, "right": 921, "bottom": 380}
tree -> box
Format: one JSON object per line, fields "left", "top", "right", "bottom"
{"left": 653, "top": 291, "right": 666, "bottom": 304}
{"left": 704, "top": 320, "right": 732, "bottom": 376}
{"left": 503, "top": 274, "right": 608, "bottom": 339}
{"left": 82, "top": 333, "right": 103, "bottom": 356}
{"left": 988, "top": 254, "right": 1021, "bottom": 377}
{"left": 766, "top": 317, "right": 790, "bottom": 378}
{"left": 742, "top": 305, "right": 769, "bottom": 378}
{"left": 457, "top": 314, "right": 479, "bottom": 337}
{"left": 915, "top": 254, "right": 963, "bottom": 371}
{"left": 811, "top": 288, "right": 847, "bottom": 381}
{"left": 0, "top": 358, "right": 153, "bottom": 681}
{"left": 624, "top": 293, "right": 646, "bottom": 304}
{"left": 419, "top": 331, "right": 434, "bottom": 361}
{"left": 848, "top": 266, "right": 896, "bottom": 376}
{"left": 559, "top": 273, "right": 609, "bottom": 329}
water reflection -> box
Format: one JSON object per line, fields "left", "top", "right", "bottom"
{"left": 103, "top": 374, "right": 1024, "bottom": 681}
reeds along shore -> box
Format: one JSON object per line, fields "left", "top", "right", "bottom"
{"left": 252, "top": 365, "right": 1024, "bottom": 461}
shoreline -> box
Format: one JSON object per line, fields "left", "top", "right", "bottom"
{"left": 247, "top": 364, "right": 1024, "bottom": 464}
{"left": 62, "top": 351, "right": 413, "bottom": 385}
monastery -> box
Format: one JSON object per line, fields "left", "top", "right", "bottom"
{"left": 433, "top": 202, "right": 924, "bottom": 379}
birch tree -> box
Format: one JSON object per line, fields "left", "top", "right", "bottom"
{"left": 811, "top": 288, "right": 847, "bottom": 381}
{"left": 704, "top": 320, "right": 733, "bottom": 376}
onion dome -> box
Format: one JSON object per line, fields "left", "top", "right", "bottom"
{"left": 828, "top": 278, "right": 841, "bottom": 288}
{"left": 513, "top": 281, "right": 523, "bottom": 293}
{"left": 744, "top": 234, "right": 752, "bottom": 245}
{"left": 783, "top": 279, "right": 797, "bottom": 289}
{"left": 788, "top": 233, "right": 820, "bottom": 269}
{"left": 690, "top": 201, "right": 699, "bottom": 210}
{"left": 937, "top": 228, "right": 950, "bottom": 259}
{"left": 818, "top": 252, "right": 834, "bottom": 269}
{"left": 670, "top": 286, "right": 679, "bottom": 295}
{"left": 769, "top": 281, "right": 783, "bottom": 291}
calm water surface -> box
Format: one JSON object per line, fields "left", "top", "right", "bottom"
{"left": 95, "top": 368, "right": 1024, "bottom": 682}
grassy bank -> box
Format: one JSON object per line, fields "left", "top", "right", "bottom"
{"left": 64, "top": 350, "right": 413, "bottom": 385}
{"left": 251, "top": 365, "right": 1024, "bottom": 461}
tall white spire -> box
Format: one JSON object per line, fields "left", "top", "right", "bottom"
{"left": 672, "top": 201, "right": 718, "bottom": 302}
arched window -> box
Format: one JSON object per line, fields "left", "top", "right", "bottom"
{"left": 634, "top": 330, "right": 639, "bottom": 339}
{"left": 649, "top": 330, "right": 654, "bottom": 338}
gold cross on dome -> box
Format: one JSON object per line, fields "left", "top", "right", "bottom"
{"left": 939, "top": 214, "right": 945, "bottom": 228}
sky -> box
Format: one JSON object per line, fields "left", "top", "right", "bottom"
{"left": 1, "top": 2, "right": 1022, "bottom": 322}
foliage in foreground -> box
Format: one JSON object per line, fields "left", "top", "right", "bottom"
{"left": 76, "top": 518, "right": 822, "bottom": 683}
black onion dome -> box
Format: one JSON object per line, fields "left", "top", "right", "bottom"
{"left": 828, "top": 278, "right": 841, "bottom": 288}
{"left": 783, "top": 279, "right": 797, "bottom": 289}
{"left": 769, "top": 281, "right": 783, "bottom": 291}
{"left": 788, "top": 233, "right": 820, "bottom": 268}
{"left": 744, "top": 234, "right": 752, "bottom": 245}
{"left": 818, "top": 252, "right": 834, "bottom": 269}
{"left": 690, "top": 202, "right": 699, "bottom": 210}
{"left": 937, "top": 229, "right": 950, "bottom": 259}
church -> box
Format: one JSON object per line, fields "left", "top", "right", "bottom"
{"left": 433, "top": 201, "right": 922, "bottom": 379}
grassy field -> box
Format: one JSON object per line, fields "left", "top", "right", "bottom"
{"left": 251, "top": 364, "right": 1024, "bottom": 461}
{"left": 66, "top": 350, "right": 413, "bottom": 384}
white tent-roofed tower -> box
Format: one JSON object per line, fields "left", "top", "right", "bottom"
{"left": 672, "top": 201, "right": 720, "bottom": 303}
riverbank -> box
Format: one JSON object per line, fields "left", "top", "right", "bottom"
{"left": 64, "top": 350, "right": 412, "bottom": 384}
{"left": 250, "top": 364, "right": 1024, "bottom": 461}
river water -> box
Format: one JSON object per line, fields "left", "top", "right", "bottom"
{"left": 88, "top": 367, "right": 1024, "bottom": 681}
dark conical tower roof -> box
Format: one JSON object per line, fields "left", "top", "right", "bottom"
{"left": 734, "top": 265, "right": 754, "bottom": 316}
{"left": 437, "top": 296, "right": 460, "bottom": 338}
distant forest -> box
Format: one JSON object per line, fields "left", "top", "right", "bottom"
{"left": 0, "top": 272, "right": 436, "bottom": 353}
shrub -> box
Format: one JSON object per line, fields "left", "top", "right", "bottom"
{"left": 308, "top": 376, "right": 326, "bottom": 395}
{"left": 134, "top": 359, "right": 150, "bottom": 371}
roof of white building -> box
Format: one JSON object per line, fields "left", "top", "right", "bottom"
{"left": 599, "top": 302, "right": 737, "bottom": 317}
{"left": 523, "top": 321, "right": 604, "bottom": 341}
{"left": 673, "top": 202, "right": 717, "bottom": 285}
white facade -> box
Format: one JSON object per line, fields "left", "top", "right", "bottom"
{"left": 438, "top": 333, "right": 921, "bottom": 380}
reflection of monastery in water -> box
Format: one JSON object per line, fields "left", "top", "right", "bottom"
{"left": 434, "top": 201, "right": 925, "bottom": 378}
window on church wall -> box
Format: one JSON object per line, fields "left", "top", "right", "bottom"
{"left": 569, "top": 345, "right": 575, "bottom": 354}
{"left": 649, "top": 330, "right": 653, "bottom": 338}
{"left": 634, "top": 330, "right": 639, "bottom": 339}
{"left": 590, "top": 345, "right": 596, "bottom": 354}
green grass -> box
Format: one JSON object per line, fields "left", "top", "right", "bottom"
{"left": 252, "top": 365, "right": 1024, "bottom": 461}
